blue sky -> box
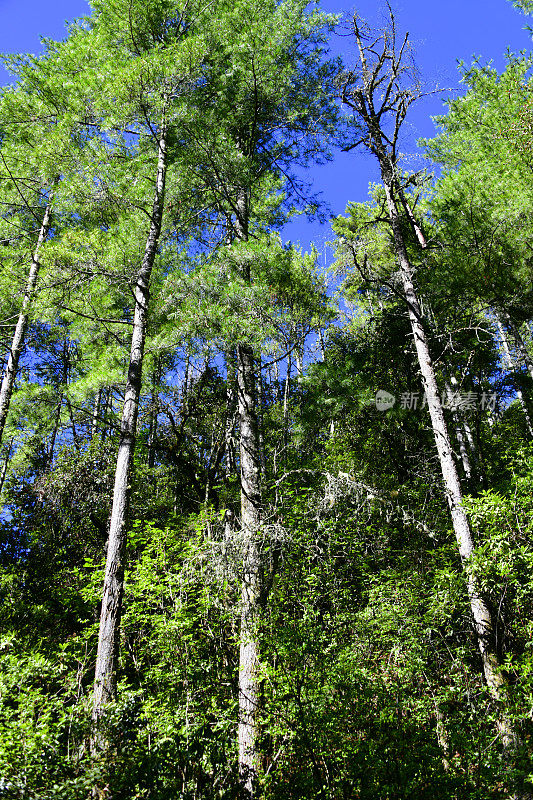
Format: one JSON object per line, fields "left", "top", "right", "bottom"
{"left": 0, "top": 0, "right": 531, "bottom": 257}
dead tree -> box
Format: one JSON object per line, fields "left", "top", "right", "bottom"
{"left": 339, "top": 3, "right": 518, "bottom": 753}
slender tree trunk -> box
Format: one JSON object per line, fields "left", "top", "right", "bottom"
{"left": 92, "top": 123, "right": 167, "bottom": 730}
{"left": 399, "top": 189, "right": 428, "bottom": 249}
{"left": 383, "top": 180, "right": 513, "bottom": 733}
{"left": 101, "top": 390, "right": 112, "bottom": 443}
{"left": 453, "top": 411, "right": 474, "bottom": 481}
{"left": 0, "top": 438, "right": 13, "bottom": 497}
{"left": 46, "top": 397, "right": 63, "bottom": 471}
{"left": 496, "top": 314, "right": 533, "bottom": 438}
{"left": 234, "top": 187, "right": 264, "bottom": 797}
{"left": 449, "top": 374, "right": 478, "bottom": 468}
{"left": 318, "top": 329, "right": 326, "bottom": 362}
{"left": 503, "top": 311, "right": 533, "bottom": 382}
{"left": 0, "top": 200, "right": 53, "bottom": 447}
{"left": 66, "top": 398, "right": 80, "bottom": 449}
{"left": 225, "top": 349, "right": 236, "bottom": 478}
{"left": 218, "top": 348, "right": 236, "bottom": 568}
{"left": 237, "top": 340, "right": 263, "bottom": 797}
{"left": 294, "top": 341, "right": 303, "bottom": 379}
{"left": 463, "top": 417, "right": 476, "bottom": 456}
{"left": 258, "top": 357, "right": 266, "bottom": 474}
{"left": 282, "top": 352, "right": 291, "bottom": 460}
{"left": 91, "top": 390, "right": 102, "bottom": 441}
{"left": 444, "top": 380, "right": 474, "bottom": 482}
{"left": 273, "top": 359, "right": 282, "bottom": 403}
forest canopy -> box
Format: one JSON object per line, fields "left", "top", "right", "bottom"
{"left": 0, "top": 1, "right": 533, "bottom": 798}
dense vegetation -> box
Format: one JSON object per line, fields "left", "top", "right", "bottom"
{"left": 1, "top": 1, "right": 533, "bottom": 797}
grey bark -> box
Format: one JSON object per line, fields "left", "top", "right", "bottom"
{"left": 384, "top": 181, "right": 511, "bottom": 720}
{"left": 91, "top": 390, "right": 102, "bottom": 441}
{"left": 101, "top": 390, "right": 111, "bottom": 443}
{"left": 463, "top": 417, "right": 476, "bottom": 454}
{"left": 503, "top": 311, "right": 533, "bottom": 383}
{"left": 237, "top": 340, "right": 263, "bottom": 797}
{"left": 0, "top": 438, "right": 13, "bottom": 497}
{"left": 282, "top": 352, "right": 291, "bottom": 458}
{"left": 454, "top": 412, "right": 473, "bottom": 481}
{"left": 496, "top": 314, "right": 533, "bottom": 438}
{"left": 0, "top": 200, "right": 53, "bottom": 447}
{"left": 294, "top": 346, "right": 303, "bottom": 378}
{"left": 92, "top": 123, "right": 167, "bottom": 729}
{"left": 234, "top": 187, "right": 264, "bottom": 797}
{"left": 444, "top": 379, "right": 474, "bottom": 482}
{"left": 318, "top": 329, "right": 326, "bottom": 362}
{"left": 225, "top": 349, "right": 237, "bottom": 478}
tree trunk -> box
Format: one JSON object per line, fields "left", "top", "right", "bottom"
{"left": 496, "top": 314, "right": 533, "bottom": 438}
{"left": 92, "top": 122, "right": 167, "bottom": 731}
{"left": 453, "top": 411, "right": 474, "bottom": 481}
{"left": 503, "top": 311, "right": 533, "bottom": 383}
{"left": 234, "top": 187, "right": 264, "bottom": 797}
{"left": 282, "top": 352, "right": 291, "bottom": 460}
{"left": 0, "top": 200, "right": 53, "bottom": 447}
{"left": 294, "top": 345, "right": 303, "bottom": 378}
{"left": 91, "top": 390, "right": 102, "bottom": 441}
{"left": 0, "top": 438, "right": 13, "bottom": 497}
{"left": 444, "top": 380, "right": 475, "bottom": 483}
{"left": 237, "top": 340, "right": 263, "bottom": 797}
{"left": 225, "top": 349, "right": 237, "bottom": 478}
{"left": 46, "top": 397, "right": 63, "bottom": 472}
{"left": 383, "top": 180, "right": 513, "bottom": 733}
{"left": 258, "top": 357, "right": 266, "bottom": 475}
{"left": 101, "top": 390, "right": 112, "bottom": 443}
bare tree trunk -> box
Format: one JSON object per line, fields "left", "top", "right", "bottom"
{"left": 383, "top": 181, "right": 513, "bottom": 732}
{"left": 294, "top": 344, "right": 303, "bottom": 378}
{"left": 496, "top": 314, "right": 533, "bottom": 438}
{"left": 258, "top": 357, "right": 266, "bottom": 474}
{"left": 282, "top": 352, "right": 291, "bottom": 459}
{"left": 91, "top": 390, "right": 102, "bottom": 441}
{"left": 453, "top": 411, "right": 474, "bottom": 481}
{"left": 101, "top": 390, "right": 112, "bottom": 443}
{"left": 0, "top": 200, "right": 53, "bottom": 447}
{"left": 0, "top": 438, "right": 13, "bottom": 497}
{"left": 225, "top": 349, "right": 236, "bottom": 478}
{"left": 444, "top": 380, "right": 474, "bottom": 482}
{"left": 503, "top": 311, "right": 533, "bottom": 383}
{"left": 341, "top": 17, "right": 520, "bottom": 789}
{"left": 449, "top": 376, "right": 478, "bottom": 471}
{"left": 234, "top": 187, "right": 264, "bottom": 797}
{"left": 92, "top": 123, "right": 167, "bottom": 731}
{"left": 318, "top": 329, "right": 326, "bottom": 362}
{"left": 237, "top": 340, "right": 263, "bottom": 797}
{"left": 463, "top": 416, "right": 476, "bottom": 453}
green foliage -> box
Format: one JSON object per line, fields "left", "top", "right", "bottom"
{"left": 423, "top": 58, "right": 533, "bottom": 317}
{"left": 1, "top": 2, "right": 533, "bottom": 798}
